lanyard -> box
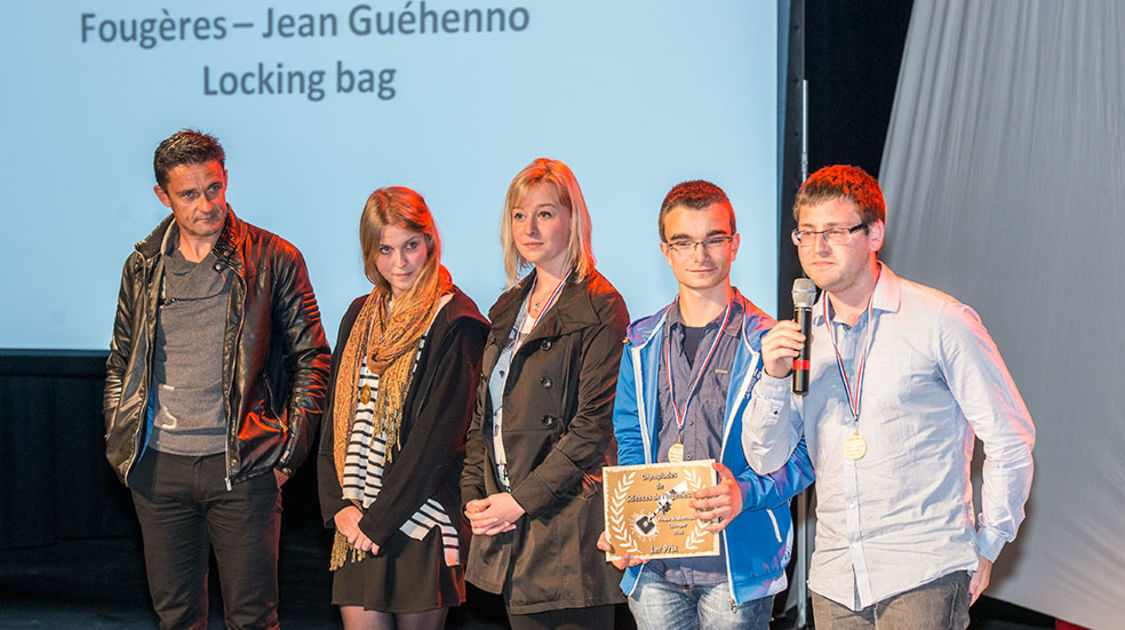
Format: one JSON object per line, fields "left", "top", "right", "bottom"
{"left": 825, "top": 296, "right": 876, "bottom": 424}
{"left": 664, "top": 300, "right": 732, "bottom": 440}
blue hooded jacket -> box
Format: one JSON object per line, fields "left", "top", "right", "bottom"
{"left": 612, "top": 291, "right": 815, "bottom": 605}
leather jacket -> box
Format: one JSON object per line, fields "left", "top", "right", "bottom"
{"left": 103, "top": 209, "right": 330, "bottom": 487}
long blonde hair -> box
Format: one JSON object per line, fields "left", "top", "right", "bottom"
{"left": 500, "top": 158, "right": 595, "bottom": 287}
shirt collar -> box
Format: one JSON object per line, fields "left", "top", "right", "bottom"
{"left": 871, "top": 262, "right": 903, "bottom": 314}
{"left": 814, "top": 261, "right": 903, "bottom": 325}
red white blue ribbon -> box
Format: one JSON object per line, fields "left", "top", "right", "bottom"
{"left": 664, "top": 300, "right": 732, "bottom": 439}
{"left": 515, "top": 268, "right": 571, "bottom": 349}
{"left": 825, "top": 297, "right": 876, "bottom": 423}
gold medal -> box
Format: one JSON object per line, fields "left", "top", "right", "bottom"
{"left": 667, "top": 442, "right": 685, "bottom": 463}
{"left": 844, "top": 431, "right": 867, "bottom": 460}
{"left": 359, "top": 384, "right": 372, "bottom": 404}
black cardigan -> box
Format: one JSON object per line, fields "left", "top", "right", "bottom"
{"left": 317, "top": 286, "right": 487, "bottom": 548}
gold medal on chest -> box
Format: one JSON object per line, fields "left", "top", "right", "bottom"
{"left": 667, "top": 442, "right": 685, "bottom": 463}
{"left": 844, "top": 431, "right": 867, "bottom": 460}
{"left": 359, "top": 384, "right": 372, "bottom": 404}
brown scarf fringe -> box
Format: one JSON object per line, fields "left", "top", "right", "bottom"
{"left": 329, "top": 530, "right": 370, "bottom": 571}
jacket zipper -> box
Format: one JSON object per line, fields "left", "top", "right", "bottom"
{"left": 124, "top": 256, "right": 159, "bottom": 485}
{"left": 224, "top": 269, "right": 244, "bottom": 491}
{"left": 766, "top": 508, "right": 782, "bottom": 542}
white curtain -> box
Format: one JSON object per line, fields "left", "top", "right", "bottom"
{"left": 879, "top": 1, "right": 1125, "bottom": 628}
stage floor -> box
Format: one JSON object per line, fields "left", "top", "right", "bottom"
{"left": 0, "top": 530, "right": 1053, "bottom": 629}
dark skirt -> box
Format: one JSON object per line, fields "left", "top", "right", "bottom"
{"left": 332, "top": 527, "right": 466, "bottom": 613}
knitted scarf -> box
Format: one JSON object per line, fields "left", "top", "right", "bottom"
{"left": 329, "top": 264, "right": 452, "bottom": 570}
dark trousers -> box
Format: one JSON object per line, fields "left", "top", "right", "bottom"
{"left": 507, "top": 604, "right": 616, "bottom": 630}
{"left": 811, "top": 571, "right": 972, "bottom": 630}
{"left": 129, "top": 449, "right": 282, "bottom": 630}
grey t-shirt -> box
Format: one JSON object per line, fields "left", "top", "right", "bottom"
{"left": 149, "top": 246, "right": 231, "bottom": 456}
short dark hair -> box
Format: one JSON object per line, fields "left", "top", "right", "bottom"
{"left": 794, "top": 165, "right": 886, "bottom": 225}
{"left": 658, "top": 180, "right": 736, "bottom": 241}
{"left": 153, "top": 130, "right": 225, "bottom": 188}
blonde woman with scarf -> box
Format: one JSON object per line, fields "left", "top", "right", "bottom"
{"left": 318, "top": 186, "right": 487, "bottom": 630}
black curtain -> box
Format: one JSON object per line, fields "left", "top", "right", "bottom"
{"left": 0, "top": 352, "right": 137, "bottom": 548}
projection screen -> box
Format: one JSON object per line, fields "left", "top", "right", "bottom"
{"left": 0, "top": 1, "right": 780, "bottom": 350}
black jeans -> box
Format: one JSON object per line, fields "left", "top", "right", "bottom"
{"left": 129, "top": 449, "right": 282, "bottom": 630}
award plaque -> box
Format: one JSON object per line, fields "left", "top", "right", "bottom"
{"left": 602, "top": 459, "right": 719, "bottom": 561}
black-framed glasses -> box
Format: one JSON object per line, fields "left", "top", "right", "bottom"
{"left": 791, "top": 223, "right": 868, "bottom": 246}
{"left": 664, "top": 235, "right": 734, "bottom": 255}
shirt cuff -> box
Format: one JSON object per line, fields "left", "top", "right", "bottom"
{"left": 751, "top": 374, "right": 791, "bottom": 427}
{"left": 756, "top": 373, "right": 791, "bottom": 398}
{"left": 743, "top": 375, "right": 795, "bottom": 474}
{"left": 976, "top": 526, "right": 1008, "bottom": 562}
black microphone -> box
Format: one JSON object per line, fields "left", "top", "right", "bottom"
{"left": 791, "top": 278, "right": 816, "bottom": 395}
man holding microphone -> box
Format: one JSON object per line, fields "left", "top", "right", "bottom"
{"left": 742, "top": 165, "right": 1035, "bottom": 629}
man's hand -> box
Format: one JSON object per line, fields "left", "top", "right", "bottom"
{"left": 333, "top": 505, "right": 379, "bottom": 555}
{"left": 465, "top": 493, "right": 524, "bottom": 536}
{"left": 689, "top": 462, "right": 743, "bottom": 532}
{"left": 597, "top": 531, "right": 646, "bottom": 570}
{"left": 760, "top": 320, "right": 806, "bottom": 379}
{"left": 969, "top": 557, "right": 993, "bottom": 605}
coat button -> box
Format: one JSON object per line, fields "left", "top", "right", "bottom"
{"left": 540, "top": 377, "right": 552, "bottom": 389}
{"left": 540, "top": 339, "right": 553, "bottom": 351}
{"left": 541, "top": 415, "right": 555, "bottom": 427}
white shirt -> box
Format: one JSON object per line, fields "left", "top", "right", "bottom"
{"left": 742, "top": 264, "right": 1034, "bottom": 609}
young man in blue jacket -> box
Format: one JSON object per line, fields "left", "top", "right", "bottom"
{"left": 598, "top": 180, "right": 814, "bottom": 629}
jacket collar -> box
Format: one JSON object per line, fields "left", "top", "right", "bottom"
{"left": 134, "top": 215, "right": 175, "bottom": 259}
{"left": 211, "top": 207, "right": 247, "bottom": 271}
{"left": 134, "top": 206, "right": 245, "bottom": 267}
{"left": 488, "top": 268, "right": 602, "bottom": 340}
{"left": 627, "top": 288, "right": 762, "bottom": 351}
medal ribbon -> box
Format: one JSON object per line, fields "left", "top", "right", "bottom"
{"left": 825, "top": 297, "right": 876, "bottom": 423}
{"left": 664, "top": 300, "right": 732, "bottom": 440}
{"left": 515, "top": 268, "right": 571, "bottom": 349}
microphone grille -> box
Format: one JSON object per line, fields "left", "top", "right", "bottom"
{"left": 792, "top": 278, "right": 817, "bottom": 307}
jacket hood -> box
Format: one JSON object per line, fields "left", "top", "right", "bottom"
{"left": 626, "top": 288, "right": 772, "bottom": 351}
{"left": 438, "top": 286, "right": 490, "bottom": 331}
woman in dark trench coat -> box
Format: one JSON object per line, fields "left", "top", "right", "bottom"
{"left": 461, "top": 158, "right": 629, "bottom": 629}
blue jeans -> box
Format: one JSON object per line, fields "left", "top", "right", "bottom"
{"left": 627, "top": 569, "right": 772, "bottom": 630}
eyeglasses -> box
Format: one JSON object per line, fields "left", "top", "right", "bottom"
{"left": 664, "top": 235, "right": 734, "bottom": 256}
{"left": 791, "top": 223, "right": 868, "bottom": 246}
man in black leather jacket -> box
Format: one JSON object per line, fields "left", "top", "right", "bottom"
{"left": 103, "top": 130, "right": 330, "bottom": 630}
